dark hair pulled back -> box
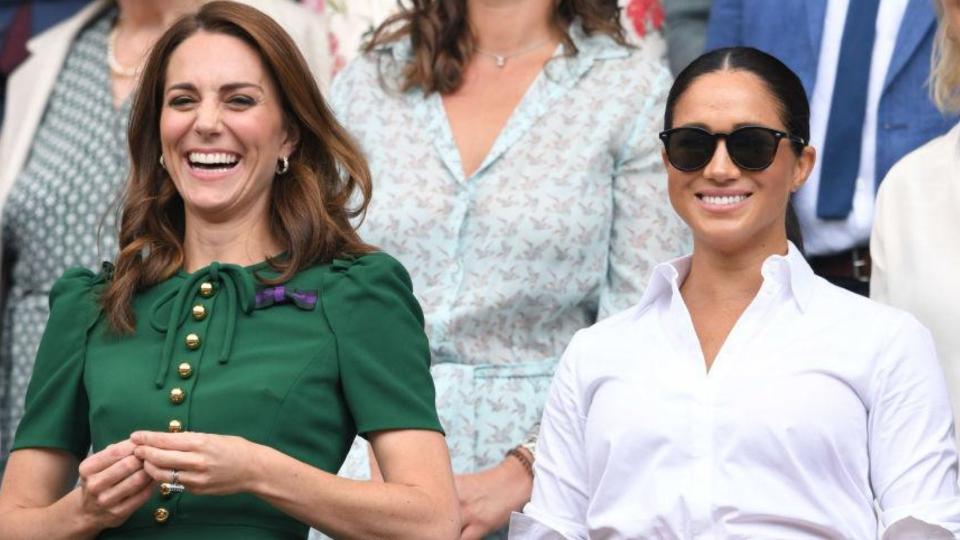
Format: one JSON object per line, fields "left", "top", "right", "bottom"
{"left": 664, "top": 47, "right": 809, "bottom": 252}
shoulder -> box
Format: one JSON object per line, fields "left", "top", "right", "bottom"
{"left": 329, "top": 251, "right": 411, "bottom": 283}
{"left": 46, "top": 265, "right": 109, "bottom": 328}
{"left": 561, "top": 302, "right": 654, "bottom": 367}
{"left": 879, "top": 123, "right": 960, "bottom": 197}
{"left": 577, "top": 30, "right": 669, "bottom": 92}
{"left": 320, "top": 251, "right": 417, "bottom": 310}
{"left": 811, "top": 278, "right": 931, "bottom": 345}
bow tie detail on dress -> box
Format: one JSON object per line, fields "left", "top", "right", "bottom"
{"left": 253, "top": 286, "right": 318, "bottom": 311}
{"left": 149, "top": 262, "right": 255, "bottom": 388}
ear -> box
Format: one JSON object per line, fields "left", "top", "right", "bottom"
{"left": 280, "top": 121, "right": 301, "bottom": 160}
{"left": 790, "top": 145, "right": 816, "bottom": 193}
{"left": 661, "top": 148, "right": 671, "bottom": 170}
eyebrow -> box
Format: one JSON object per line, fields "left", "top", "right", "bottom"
{"left": 165, "top": 82, "right": 265, "bottom": 94}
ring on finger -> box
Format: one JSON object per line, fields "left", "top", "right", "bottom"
{"left": 171, "top": 469, "right": 179, "bottom": 484}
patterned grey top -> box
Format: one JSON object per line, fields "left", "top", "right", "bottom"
{"left": 0, "top": 8, "right": 129, "bottom": 467}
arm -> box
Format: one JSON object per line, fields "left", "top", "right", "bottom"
{"left": 367, "top": 427, "right": 532, "bottom": 540}
{"left": 0, "top": 270, "right": 153, "bottom": 538}
{"left": 868, "top": 316, "right": 960, "bottom": 535}
{"left": 134, "top": 429, "right": 459, "bottom": 540}
{"left": 0, "top": 443, "right": 153, "bottom": 540}
{"left": 703, "top": 0, "right": 743, "bottom": 51}
{"left": 599, "top": 60, "right": 689, "bottom": 318}
{"left": 511, "top": 334, "right": 590, "bottom": 539}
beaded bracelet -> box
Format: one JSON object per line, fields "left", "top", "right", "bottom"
{"left": 506, "top": 446, "right": 534, "bottom": 478}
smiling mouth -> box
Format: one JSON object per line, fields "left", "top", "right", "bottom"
{"left": 696, "top": 193, "right": 752, "bottom": 206}
{"left": 187, "top": 152, "right": 241, "bottom": 173}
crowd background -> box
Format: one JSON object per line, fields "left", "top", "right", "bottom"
{"left": 0, "top": 0, "right": 959, "bottom": 538}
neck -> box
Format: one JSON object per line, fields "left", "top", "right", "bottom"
{"left": 182, "top": 207, "right": 280, "bottom": 272}
{"left": 117, "top": 0, "right": 204, "bottom": 30}
{"left": 681, "top": 236, "right": 790, "bottom": 304}
{"left": 468, "top": 0, "right": 558, "bottom": 52}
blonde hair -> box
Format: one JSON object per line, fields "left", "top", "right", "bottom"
{"left": 931, "top": 0, "right": 960, "bottom": 112}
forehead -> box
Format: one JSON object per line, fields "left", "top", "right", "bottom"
{"left": 165, "top": 31, "right": 269, "bottom": 87}
{"left": 672, "top": 70, "right": 785, "bottom": 131}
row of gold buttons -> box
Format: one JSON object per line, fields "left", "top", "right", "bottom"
{"left": 155, "top": 280, "right": 215, "bottom": 524}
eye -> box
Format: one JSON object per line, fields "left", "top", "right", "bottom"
{"left": 226, "top": 94, "right": 257, "bottom": 108}
{"left": 167, "top": 95, "right": 195, "bottom": 108}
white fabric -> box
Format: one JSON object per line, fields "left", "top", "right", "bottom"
{"left": 513, "top": 244, "right": 960, "bottom": 539}
{"left": 872, "top": 121, "right": 960, "bottom": 446}
{"left": 795, "top": 0, "right": 909, "bottom": 255}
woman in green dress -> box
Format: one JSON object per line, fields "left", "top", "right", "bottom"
{"left": 0, "top": 3, "right": 459, "bottom": 539}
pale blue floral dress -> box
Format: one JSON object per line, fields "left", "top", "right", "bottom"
{"left": 329, "top": 20, "right": 688, "bottom": 502}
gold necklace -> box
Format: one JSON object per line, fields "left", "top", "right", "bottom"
{"left": 107, "top": 24, "right": 143, "bottom": 78}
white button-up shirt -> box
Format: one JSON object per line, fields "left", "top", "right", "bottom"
{"left": 511, "top": 244, "right": 960, "bottom": 539}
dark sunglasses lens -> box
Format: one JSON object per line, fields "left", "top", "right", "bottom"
{"left": 667, "top": 129, "right": 715, "bottom": 171}
{"left": 727, "top": 128, "right": 778, "bottom": 170}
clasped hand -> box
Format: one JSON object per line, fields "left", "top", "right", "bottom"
{"left": 74, "top": 432, "right": 259, "bottom": 530}
{"left": 130, "top": 430, "right": 260, "bottom": 496}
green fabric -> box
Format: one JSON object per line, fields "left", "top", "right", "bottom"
{"left": 13, "top": 252, "right": 441, "bottom": 539}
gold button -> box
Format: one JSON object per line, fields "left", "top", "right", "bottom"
{"left": 178, "top": 362, "right": 193, "bottom": 379}
{"left": 185, "top": 333, "right": 201, "bottom": 350}
{"left": 168, "top": 420, "right": 182, "bottom": 433}
{"left": 159, "top": 483, "right": 172, "bottom": 498}
{"left": 199, "top": 282, "right": 215, "bottom": 298}
{"left": 191, "top": 304, "right": 207, "bottom": 320}
{"left": 154, "top": 507, "right": 170, "bottom": 523}
{"left": 169, "top": 388, "right": 185, "bottom": 404}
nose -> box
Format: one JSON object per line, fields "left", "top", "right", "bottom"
{"left": 702, "top": 138, "right": 740, "bottom": 183}
{"left": 193, "top": 98, "right": 222, "bottom": 137}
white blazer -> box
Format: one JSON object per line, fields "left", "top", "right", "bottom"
{"left": 0, "top": 0, "right": 332, "bottom": 312}
{"left": 871, "top": 121, "right": 960, "bottom": 432}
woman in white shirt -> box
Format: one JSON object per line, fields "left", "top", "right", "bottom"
{"left": 510, "top": 47, "right": 960, "bottom": 539}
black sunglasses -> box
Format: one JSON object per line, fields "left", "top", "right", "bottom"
{"left": 659, "top": 126, "right": 807, "bottom": 172}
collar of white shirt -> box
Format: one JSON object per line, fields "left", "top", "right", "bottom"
{"left": 634, "top": 241, "right": 815, "bottom": 316}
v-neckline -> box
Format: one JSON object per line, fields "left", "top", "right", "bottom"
{"left": 426, "top": 43, "right": 570, "bottom": 183}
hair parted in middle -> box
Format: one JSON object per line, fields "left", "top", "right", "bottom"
{"left": 364, "top": 0, "right": 627, "bottom": 95}
{"left": 664, "top": 46, "right": 811, "bottom": 252}
{"left": 101, "top": 1, "right": 374, "bottom": 333}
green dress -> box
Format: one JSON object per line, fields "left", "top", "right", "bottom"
{"left": 12, "top": 252, "right": 443, "bottom": 539}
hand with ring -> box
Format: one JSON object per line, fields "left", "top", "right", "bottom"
{"left": 160, "top": 470, "right": 186, "bottom": 496}
{"left": 132, "top": 430, "right": 263, "bottom": 496}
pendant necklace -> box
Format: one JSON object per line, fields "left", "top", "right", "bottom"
{"left": 475, "top": 38, "right": 553, "bottom": 68}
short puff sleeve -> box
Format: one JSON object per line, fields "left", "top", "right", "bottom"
{"left": 11, "top": 267, "right": 102, "bottom": 459}
{"left": 322, "top": 252, "right": 442, "bottom": 437}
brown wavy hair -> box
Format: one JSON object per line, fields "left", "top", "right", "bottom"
{"left": 365, "top": 0, "right": 627, "bottom": 94}
{"left": 102, "top": 1, "right": 373, "bottom": 333}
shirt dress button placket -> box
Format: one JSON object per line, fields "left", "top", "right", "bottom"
{"left": 155, "top": 280, "right": 216, "bottom": 512}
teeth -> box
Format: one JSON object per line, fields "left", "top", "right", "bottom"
{"left": 189, "top": 152, "right": 239, "bottom": 165}
{"left": 702, "top": 194, "right": 748, "bottom": 206}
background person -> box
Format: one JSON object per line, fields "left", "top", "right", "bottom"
{"left": 329, "top": 0, "right": 688, "bottom": 537}
{"left": 0, "top": 0, "right": 330, "bottom": 473}
{"left": 511, "top": 46, "right": 960, "bottom": 539}
{"left": 872, "top": 0, "right": 960, "bottom": 439}
{"left": 706, "top": 0, "right": 956, "bottom": 295}
{"left": 0, "top": 3, "right": 458, "bottom": 538}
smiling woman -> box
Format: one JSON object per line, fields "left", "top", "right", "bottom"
{"left": 0, "top": 3, "right": 459, "bottom": 539}
{"left": 510, "top": 47, "right": 960, "bottom": 539}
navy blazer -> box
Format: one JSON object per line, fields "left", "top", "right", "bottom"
{"left": 705, "top": 0, "right": 956, "bottom": 188}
